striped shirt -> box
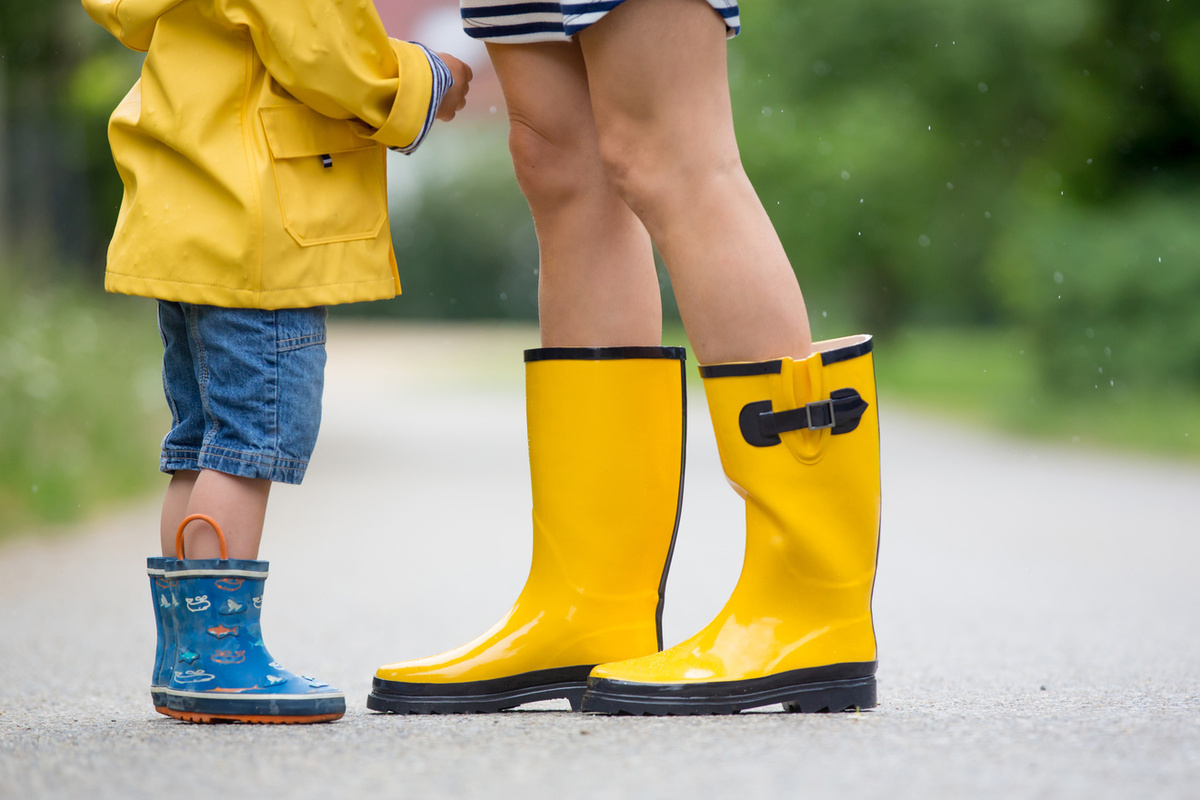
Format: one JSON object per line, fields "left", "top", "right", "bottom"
{"left": 461, "top": 1, "right": 740, "bottom": 44}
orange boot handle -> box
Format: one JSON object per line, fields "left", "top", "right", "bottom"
{"left": 175, "top": 513, "right": 229, "bottom": 560}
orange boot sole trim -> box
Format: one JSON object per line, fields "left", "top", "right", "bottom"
{"left": 163, "top": 708, "right": 344, "bottom": 724}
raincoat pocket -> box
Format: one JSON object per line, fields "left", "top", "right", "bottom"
{"left": 260, "top": 105, "right": 387, "bottom": 247}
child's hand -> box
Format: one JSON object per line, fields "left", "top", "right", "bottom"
{"left": 436, "top": 53, "right": 473, "bottom": 122}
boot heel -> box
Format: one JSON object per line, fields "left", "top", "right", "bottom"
{"left": 782, "top": 677, "right": 877, "bottom": 714}
{"left": 564, "top": 685, "right": 586, "bottom": 712}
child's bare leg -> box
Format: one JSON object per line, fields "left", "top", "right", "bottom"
{"left": 579, "top": 0, "right": 811, "bottom": 364}
{"left": 161, "top": 469, "right": 271, "bottom": 560}
{"left": 486, "top": 41, "right": 662, "bottom": 347}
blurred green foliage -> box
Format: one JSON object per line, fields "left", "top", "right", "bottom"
{"left": 990, "top": 190, "right": 1200, "bottom": 393}
{"left": 0, "top": 268, "right": 165, "bottom": 536}
{"left": 339, "top": 129, "right": 541, "bottom": 322}
{"left": 363, "top": 0, "right": 1200, "bottom": 401}
{"left": 8, "top": 0, "right": 1196, "bottom": 351}
{"left": 731, "top": 0, "right": 1199, "bottom": 387}
{"left": 878, "top": 326, "right": 1200, "bottom": 456}
{"left": 0, "top": 0, "right": 1197, "bottom": 536}
{"left": 1, "top": 1, "right": 142, "bottom": 267}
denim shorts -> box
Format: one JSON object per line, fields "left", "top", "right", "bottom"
{"left": 157, "top": 301, "right": 328, "bottom": 485}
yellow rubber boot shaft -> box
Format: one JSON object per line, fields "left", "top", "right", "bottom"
{"left": 376, "top": 348, "right": 686, "bottom": 684}
{"left": 591, "top": 335, "right": 880, "bottom": 685}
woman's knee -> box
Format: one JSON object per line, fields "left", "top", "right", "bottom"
{"left": 597, "top": 125, "right": 742, "bottom": 227}
{"left": 507, "top": 114, "right": 602, "bottom": 208}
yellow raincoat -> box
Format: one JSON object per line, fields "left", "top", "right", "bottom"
{"left": 83, "top": 0, "right": 438, "bottom": 308}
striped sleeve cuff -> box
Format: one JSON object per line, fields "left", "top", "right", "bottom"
{"left": 393, "top": 44, "right": 452, "bottom": 155}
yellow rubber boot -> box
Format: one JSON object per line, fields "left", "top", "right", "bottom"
{"left": 583, "top": 335, "right": 880, "bottom": 715}
{"left": 368, "top": 347, "right": 687, "bottom": 713}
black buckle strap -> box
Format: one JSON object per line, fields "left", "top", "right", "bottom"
{"left": 739, "top": 388, "right": 869, "bottom": 448}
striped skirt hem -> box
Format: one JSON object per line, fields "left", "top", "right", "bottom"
{"left": 461, "top": 1, "right": 740, "bottom": 43}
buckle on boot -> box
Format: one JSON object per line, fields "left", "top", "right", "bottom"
{"left": 739, "top": 389, "right": 869, "bottom": 447}
{"left": 805, "top": 399, "right": 836, "bottom": 431}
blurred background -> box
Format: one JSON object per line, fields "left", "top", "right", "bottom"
{"left": 1, "top": 0, "right": 1197, "bottom": 534}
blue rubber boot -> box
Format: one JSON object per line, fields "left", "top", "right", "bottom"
{"left": 162, "top": 514, "right": 345, "bottom": 724}
{"left": 147, "top": 557, "right": 178, "bottom": 715}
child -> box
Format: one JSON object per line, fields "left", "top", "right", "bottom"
{"left": 83, "top": 0, "right": 472, "bottom": 723}
{"left": 369, "top": 0, "right": 880, "bottom": 716}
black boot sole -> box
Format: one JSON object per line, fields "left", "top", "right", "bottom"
{"left": 366, "top": 665, "right": 594, "bottom": 714}
{"left": 164, "top": 690, "right": 347, "bottom": 722}
{"left": 581, "top": 661, "right": 877, "bottom": 716}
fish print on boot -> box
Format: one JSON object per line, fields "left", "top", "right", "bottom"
{"left": 162, "top": 514, "right": 345, "bottom": 724}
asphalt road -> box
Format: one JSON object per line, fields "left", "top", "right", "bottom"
{"left": 2, "top": 322, "right": 1198, "bottom": 799}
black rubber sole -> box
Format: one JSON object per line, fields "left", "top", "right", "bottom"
{"left": 581, "top": 662, "right": 877, "bottom": 716}
{"left": 367, "top": 665, "right": 593, "bottom": 714}
{"left": 164, "top": 691, "right": 346, "bottom": 719}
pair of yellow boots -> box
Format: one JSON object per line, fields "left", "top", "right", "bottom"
{"left": 368, "top": 336, "right": 880, "bottom": 715}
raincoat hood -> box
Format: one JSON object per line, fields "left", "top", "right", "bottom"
{"left": 83, "top": 0, "right": 187, "bottom": 51}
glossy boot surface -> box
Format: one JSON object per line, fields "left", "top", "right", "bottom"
{"left": 162, "top": 515, "right": 345, "bottom": 724}
{"left": 583, "top": 335, "right": 881, "bottom": 715}
{"left": 147, "top": 557, "right": 177, "bottom": 715}
{"left": 369, "top": 347, "right": 687, "bottom": 714}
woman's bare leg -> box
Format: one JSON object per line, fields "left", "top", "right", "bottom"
{"left": 579, "top": 0, "right": 811, "bottom": 364}
{"left": 486, "top": 41, "right": 662, "bottom": 347}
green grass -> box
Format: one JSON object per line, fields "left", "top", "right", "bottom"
{"left": 877, "top": 327, "right": 1200, "bottom": 458}
{"left": 0, "top": 273, "right": 166, "bottom": 537}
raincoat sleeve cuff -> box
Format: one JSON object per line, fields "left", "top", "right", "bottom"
{"left": 358, "top": 40, "right": 439, "bottom": 152}
{"left": 391, "top": 45, "right": 452, "bottom": 156}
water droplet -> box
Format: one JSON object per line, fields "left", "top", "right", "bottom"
{"left": 918, "top": 235, "right": 931, "bottom": 247}
{"left": 978, "top": 82, "right": 988, "bottom": 93}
